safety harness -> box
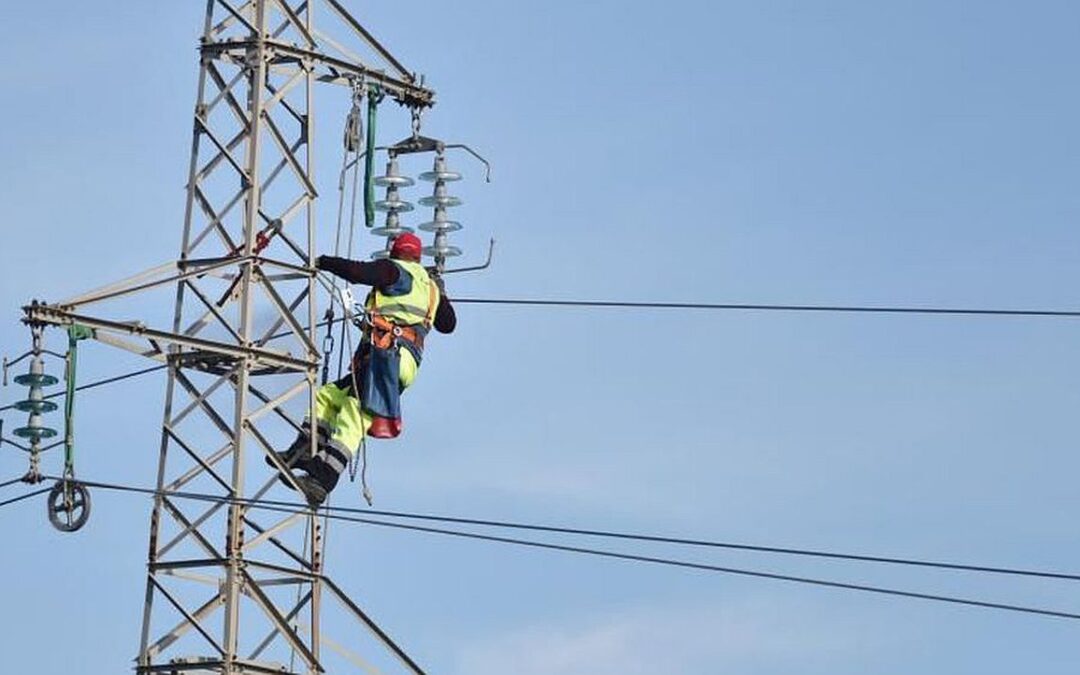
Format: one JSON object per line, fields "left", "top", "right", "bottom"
{"left": 360, "top": 263, "right": 439, "bottom": 359}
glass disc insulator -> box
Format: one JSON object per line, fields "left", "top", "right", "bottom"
{"left": 422, "top": 245, "right": 463, "bottom": 258}
{"left": 14, "top": 399, "right": 58, "bottom": 414}
{"left": 14, "top": 373, "right": 59, "bottom": 387}
{"left": 418, "top": 170, "right": 462, "bottom": 183}
{"left": 419, "top": 195, "right": 463, "bottom": 208}
{"left": 374, "top": 175, "right": 415, "bottom": 188}
{"left": 13, "top": 425, "right": 58, "bottom": 440}
{"left": 371, "top": 225, "right": 415, "bottom": 237}
{"left": 418, "top": 220, "right": 463, "bottom": 233}
{"left": 375, "top": 199, "right": 415, "bottom": 213}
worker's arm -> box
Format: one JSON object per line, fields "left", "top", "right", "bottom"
{"left": 432, "top": 293, "right": 453, "bottom": 332}
{"left": 316, "top": 256, "right": 399, "bottom": 287}
{"left": 434, "top": 290, "right": 457, "bottom": 334}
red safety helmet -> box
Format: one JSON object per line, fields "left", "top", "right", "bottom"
{"left": 390, "top": 232, "right": 422, "bottom": 261}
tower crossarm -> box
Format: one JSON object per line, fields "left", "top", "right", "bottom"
{"left": 201, "top": 38, "right": 435, "bottom": 108}
{"left": 23, "top": 303, "right": 316, "bottom": 374}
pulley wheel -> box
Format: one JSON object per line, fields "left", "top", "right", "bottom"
{"left": 47, "top": 480, "right": 91, "bottom": 533}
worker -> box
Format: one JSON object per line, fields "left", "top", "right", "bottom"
{"left": 269, "top": 232, "right": 457, "bottom": 506}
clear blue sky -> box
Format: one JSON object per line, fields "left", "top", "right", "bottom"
{"left": 3, "top": 1, "right": 1080, "bottom": 673}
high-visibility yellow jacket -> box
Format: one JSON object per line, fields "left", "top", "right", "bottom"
{"left": 364, "top": 259, "right": 439, "bottom": 330}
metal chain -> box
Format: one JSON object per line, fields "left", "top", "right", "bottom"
{"left": 320, "top": 309, "right": 335, "bottom": 386}
{"left": 410, "top": 107, "right": 423, "bottom": 138}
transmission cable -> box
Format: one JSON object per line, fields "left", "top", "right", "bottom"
{"left": 5, "top": 292, "right": 1079, "bottom": 414}
{"left": 51, "top": 477, "right": 1080, "bottom": 583}
{"left": 0, "top": 476, "right": 27, "bottom": 490}
{"left": 296, "top": 507, "right": 1080, "bottom": 623}
{"left": 47, "top": 477, "right": 1080, "bottom": 623}
{"left": 0, "top": 487, "right": 50, "bottom": 509}
{"left": 314, "top": 505, "right": 1080, "bottom": 583}
{"left": 0, "top": 364, "right": 167, "bottom": 414}
{"left": 452, "top": 297, "right": 1080, "bottom": 318}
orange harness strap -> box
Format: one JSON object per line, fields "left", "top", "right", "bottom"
{"left": 363, "top": 271, "right": 439, "bottom": 353}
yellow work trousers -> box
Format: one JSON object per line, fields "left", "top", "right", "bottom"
{"left": 312, "top": 346, "right": 418, "bottom": 456}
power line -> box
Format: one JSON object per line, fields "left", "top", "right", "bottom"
{"left": 57, "top": 478, "right": 1080, "bottom": 582}
{"left": 0, "top": 364, "right": 166, "bottom": 414}
{"left": 453, "top": 297, "right": 1080, "bottom": 318}
{"left": 49, "top": 478, "right": 1080, "bottom": 622}
{"left": 0, "top": 487, "right": 50, "bottom": 510}
{"left": 5, "top": 293, "right": 1079, "bottom": 412}
{"left": 0, "top": 477, "right": 27, "bottom": 490}
{"left": 305, "top": 509, "right": 1080, "bottom": 623}
{"left": 322, "top": 507, "right": 1080, "bottom": 583}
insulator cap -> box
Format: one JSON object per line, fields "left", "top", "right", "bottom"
{"left": 374, "top": 175, "right": 415, "bottom": 188}
{"left": 418, "top": 195, "right": 462, "bottom": 208}
{"left": 419, "top": 170, "right": 462, "bottom": 183}
{"left": 418, "top": 220, "right": 463, "bottom": 233}
{"left": 374, "top": 199, "right": 415, "bottom": 213}
{"left": 371, "top": 225, "right": 415, "bottom": 237}
{"left": 13, "top": 400, "right": 58, "bottom": 414}
{"left": 375, "top": 157, "right": 415, "bottom": 187}
{"left": 419, "top": 155, "right": 463, "bottom": 183}
{"left": 13, "top": 426, "right": 58, "bottom": 440}
{"left": 422, "top": 245, "right": 463, "bottom": 259}
{"left": 14, "top": 373, "right": 58, "bottom": 387}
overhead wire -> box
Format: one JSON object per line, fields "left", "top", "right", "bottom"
{"left": 299, "top": 509, "right": 1080, "bottom": 623}
{"left": 0, "top": 476, "right": 28, "bottom": 490}
{"left": 31, "top": 477, "right": 1080, "bottom": 623}
{"left": 12, "top": 474, "right": 1077, "bottom": 583}
{"left": 452, "top": 297, "right": 1080, "bottom": 318}
{"left": 309, "top": 505, "right": 1080, "bottom": 583}
{"left": 4, "top": 293, "right": 1078, "bottom": 414}
{"left": 0, "top": 364, "right": 167, "bottom": 414}
{"left": 0, "top": 486, "right": 50, "bottom": 509}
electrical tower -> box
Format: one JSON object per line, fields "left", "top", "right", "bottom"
{"left": 19, "top": 1, "right": 435, "bottom": 672}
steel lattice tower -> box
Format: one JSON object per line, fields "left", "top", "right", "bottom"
{"left": 24, "top": 1, "right": 434, "bottom": 672}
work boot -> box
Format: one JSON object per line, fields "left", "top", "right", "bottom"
{"left": 265, "top": 447, "right": 305, "bottom": 471}
{"left": 293, "top": 473, "right": 328, "bottom": 508}
{"left": 264, "top": 434, "right": 315, "bottom": 472}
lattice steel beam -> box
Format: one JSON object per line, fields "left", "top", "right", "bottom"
{"left": 21, "top": 1, "right": 433, "bottom": 672}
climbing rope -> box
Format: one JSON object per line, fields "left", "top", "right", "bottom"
{"left": 323, "top": 77, "right": 378, "bottom": 504}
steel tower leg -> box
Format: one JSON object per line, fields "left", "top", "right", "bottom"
{"left": 22, "top": 1, "right": 433, "bottom": 672}
{"left": 137, "top": 2, "right": 323, "bottom": 671}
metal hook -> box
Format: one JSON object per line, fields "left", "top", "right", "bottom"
{"left": 438, "top": 238, "right": 497, "bottom": 275}
{"left": 445, "top": 144, "right": 493, "bottom": 183}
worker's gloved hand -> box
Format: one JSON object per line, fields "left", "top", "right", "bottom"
{"left": 315, "top": 255, "right": 332, "bottom": 270}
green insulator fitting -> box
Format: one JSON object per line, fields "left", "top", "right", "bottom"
{"left": 68, "top": 325, "right": 93, "bottom": 341}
